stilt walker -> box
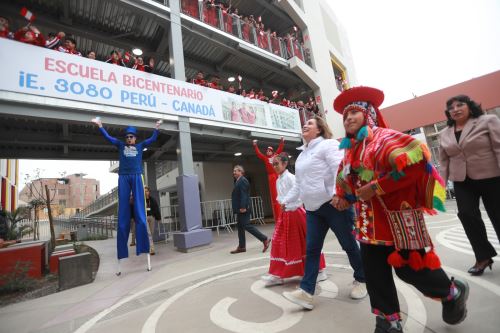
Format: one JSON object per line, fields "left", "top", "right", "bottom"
{"left": 92, "top": 117, "right": 162, "bottom": 275}
{"left": 253, "top": 137, "right": 284, "bottom": 222}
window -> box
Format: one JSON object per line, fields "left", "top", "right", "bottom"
{"left": 59, "top": 200, "right": 66, "bottom": 206}
{"left": 58, "top": 189, "right": 66, "bottom": 195}
{"left": 331, "top": 59, "right": 348, "bottom": 92}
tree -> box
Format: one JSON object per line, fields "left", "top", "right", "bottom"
{"left": 23, "top": 169, "right": 64, "bottom": 250}
{"left": 28, "top": 198, "right": 45, "bottom": 240}
{"left": 1, "top": 207, "right": 31, "bottom": 241}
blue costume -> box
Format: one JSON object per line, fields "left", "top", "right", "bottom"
{"left": 99, "top": 126, "right": 158, "bottom": 259}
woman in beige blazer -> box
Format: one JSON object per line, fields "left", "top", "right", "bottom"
{"left": 439, "top": 95, "right": 500, "bottom": 276}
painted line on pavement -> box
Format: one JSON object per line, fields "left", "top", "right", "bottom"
{"left": 210, "top": 277, "right": 305, "bottom": 333}
{"left": 73, "top": 256, "right": 268, "bottom": 333}
{"left": 142, "top": 263, "right": 427, "bottom": 333}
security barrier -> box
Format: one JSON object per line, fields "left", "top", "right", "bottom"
{"left": 158, "top": 196, "right": 266, "bottom": 240}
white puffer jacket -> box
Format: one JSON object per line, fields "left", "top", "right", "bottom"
{"left": 282, "top": 136, "right": 343, "bottom": 211}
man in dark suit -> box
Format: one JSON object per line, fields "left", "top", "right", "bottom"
{"left": 231, "top": 165, "right": 270, "bottom": 254}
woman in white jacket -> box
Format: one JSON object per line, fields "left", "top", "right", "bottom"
{"left": 262, "top": 152, "right": 326, "bottom": 286}
{"left": 282, "top": 117, "right": 366, "bottom": 310}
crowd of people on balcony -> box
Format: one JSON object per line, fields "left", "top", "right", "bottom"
{"left": 1, "top": 11, "right": 322, "bottom": 124}
{"left": 0, "top": 15, "right": 155, "bottom": 73}
{"left": 190, "top": 70, "right": 321, "bottom": 125}
{"left": 181, "top": 0, "right": 308, "bottom": 61}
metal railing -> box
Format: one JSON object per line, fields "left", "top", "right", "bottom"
{"left": 66, "top": 194, "right": 266, "bottom": 242}
{"left": 19, "top": 216, "right": 117, "bottom": 241}
{"left": 19, "top": 219, "right": 51, "bottom": 241}
{"left": 79, "top": 187, "right": 119, "bottom": 217}
{"left": 180, "top": 0, "right": 309, "bottom": 65}
{"left": 54, "top": 216, "right": 117, "bottom": 239}
{"left": 158, "top": 196, "right": 266, "bottom": 240}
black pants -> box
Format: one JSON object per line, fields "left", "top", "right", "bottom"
{"left": 454, "top": 176, "right": 500, "bottom": 261}
{"left": 237, "top": 212, "right": 267, "bottom": 248}
{"left": 360, "top": 244, "right": 451, "bottom": 318}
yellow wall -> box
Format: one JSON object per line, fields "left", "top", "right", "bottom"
{"left": 0, "top": 159, "right": 19, "bottom": 211}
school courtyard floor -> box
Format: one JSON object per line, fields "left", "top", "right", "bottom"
{"left": 1, "top": 200, "right": 499, "bottom": 333}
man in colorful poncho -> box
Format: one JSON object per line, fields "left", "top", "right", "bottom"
{"left": 333, "top": 86, "right": 469, "bottom": 333}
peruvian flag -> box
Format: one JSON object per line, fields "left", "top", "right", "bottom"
{"left": 20, "top": 7, "right": 35, "bottom": 22}
{"left": 123, "top": 51, "right": 131, "bottom": 62}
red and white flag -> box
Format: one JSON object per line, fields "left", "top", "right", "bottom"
{"left": 20, "top": 7, "right": 36, "bottom": 22}
{"left": 124, "top": 51, "right": 131, "bottom": 62}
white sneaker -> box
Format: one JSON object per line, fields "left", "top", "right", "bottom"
{"left": 283, "top": 288, "right": 314, "bottom": 310}
{"left": 350, "top": 280, "right": 368, "bottom": 299}
{"left": 317, "top": 270, "right": 328, "bottom": 282}
{"left": 264, "top": 276, "right": 284, "bottom": 287}
{"left": 261, "top": 274, "right": 273, "bottom": 281}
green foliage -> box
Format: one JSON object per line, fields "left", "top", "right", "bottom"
{"left": 0, "top": 261, "right": 35, "bottom": 294}
{"left": 1, "top": 208, "right": 32, "bottom": 241}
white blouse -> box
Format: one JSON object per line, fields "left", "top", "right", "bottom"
{"left": 282, "top": 136, "right": 343, "bottom": 211}
{"left": 276, "top": 169, "right": 303, "bottom": 211}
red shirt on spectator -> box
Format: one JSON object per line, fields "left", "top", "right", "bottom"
{"left": 14, "top": 27, "right": 45, "bottom": 47}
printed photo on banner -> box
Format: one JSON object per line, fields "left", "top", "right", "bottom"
{"left": 269, "top": 105, "right": 301, "bottom": 131}
{"left": 222, "top": 98, "right": 267, "bottom": 126}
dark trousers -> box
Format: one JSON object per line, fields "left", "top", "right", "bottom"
{"left": 454, "top": 176, "right": 500, "bottom": 261}
{"left": 360, "top": 243, "right": 451, "bottom": 318}
{"left": 300, "top": 202, "right": 365, "bottom": 295}
{"left": 237, "top": 212, "right": 267, "bottom": 248}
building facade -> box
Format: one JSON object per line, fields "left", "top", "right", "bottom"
{"left": 0, "top": 0, "right": 357, "bottom": 249}
{"left": 19, "top": 174, "right": 100, "bottom": 217}
{"left": 381, "top": 70, "right": 500, "bottom": 166}
{"left": 0, "top": 159, "right": 19, "bottom": 212}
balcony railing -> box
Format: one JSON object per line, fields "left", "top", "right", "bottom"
{"left": 181, "top": 0, "right": 307, "bottom": 63}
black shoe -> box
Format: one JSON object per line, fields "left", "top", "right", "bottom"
{"left": 374, "top": 316, "right": 403, "bottom": 333}
{"left": 262, "top": 239, "right": 271, "bottom": 253}
{"left": 468, "top": 258, "right": 493, "bottom": 276}
{"left": 442, "top": 277, "right": 469, "bottom": 325}
{"left": 230, "top": 247, "right": 246, "bottom": 254}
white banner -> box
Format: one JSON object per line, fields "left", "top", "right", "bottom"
{"left": 0, "top": 38, "right": 301, "bottom": 134}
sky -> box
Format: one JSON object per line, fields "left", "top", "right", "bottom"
{"left": 18, "top": 0, "right": 500, "bottom": 195}
{"left": 328, "top": 0, "right": 500, "bottom": 106}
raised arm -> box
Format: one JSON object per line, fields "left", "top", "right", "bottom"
{"left": 92, "top": 117, "right": 121, "bottom": 146}
{"left": 275, "top": 136, "right": 285, "bottom": 154}
{"left": 142, "top": 120, "right": 162, "bottom": 147}
{"left": 252, "top": 139, "right": 267, "bottom": 161}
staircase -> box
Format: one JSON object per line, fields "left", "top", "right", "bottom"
{"left": 79, "top": 187, "right": 118, "bottom": 217}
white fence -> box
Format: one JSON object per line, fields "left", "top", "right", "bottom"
{"left": 158, "top": 196, "right": 266, "bottom": 241}
{"left": 17, "top": 196, "right": 266, "bottom": 243}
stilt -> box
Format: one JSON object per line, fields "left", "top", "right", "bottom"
{"left": 116, "top": 259, "right": 122, "bottom": 276}
{"left": 147, "top": 253, "right": 152, "bottom": 271}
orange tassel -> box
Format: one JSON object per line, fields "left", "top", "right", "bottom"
{"left": 394, "top": 154, "right": 408, "bottom": 171}
{"left": 421, "top": 143, "right": 431, "bottom": 161}
{"left": 424, "top": 250, "right": 441, "bottom": 270}
{"left": 387, "top": 250, "right": 406, "bottom": 268}
{"left": 408, "top": 251, "right": 424, "bottom": 271}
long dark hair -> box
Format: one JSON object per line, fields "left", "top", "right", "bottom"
{"left": 274, "top": 152, "right": 291, "bottom": 172}
{"left": 445, "top": 95, "right": 483, "bottom": 127}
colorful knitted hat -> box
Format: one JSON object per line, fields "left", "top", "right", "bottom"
{"left": 334, "top": 86, "right": 388, "bottom": 128}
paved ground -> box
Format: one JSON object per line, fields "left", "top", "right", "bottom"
{"left": 1, "top": 200, "right": 499, "bottom": 333}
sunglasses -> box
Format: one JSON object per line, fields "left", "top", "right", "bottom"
{"left": 125, "top": 135, "right": 135, "bottom": 139}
